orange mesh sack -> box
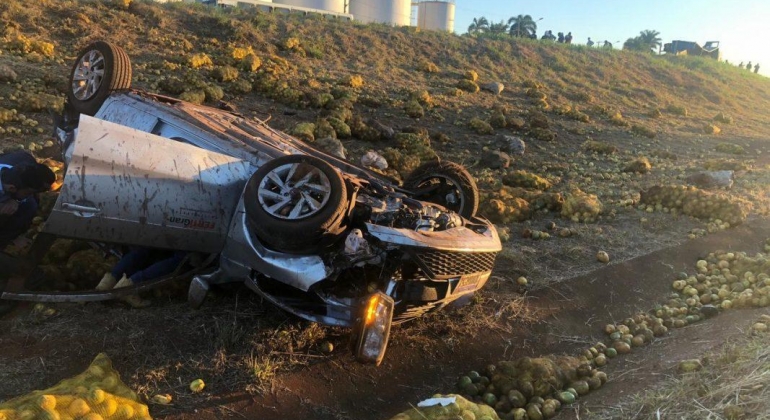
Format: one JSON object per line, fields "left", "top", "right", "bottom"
{"left": 0, "top": 353, "right": 150, "bottom": 420}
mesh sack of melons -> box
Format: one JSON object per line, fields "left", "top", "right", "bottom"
{"left": 0, "top": 353, "right": 150, "bottom": 420}
{"left": 389, "top": 394, "right": 499, "bottom": 420}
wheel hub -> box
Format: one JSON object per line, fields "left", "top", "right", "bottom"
{"left": 71, "top": 50, "right": 106, "bottom": 101}
{"left": 257, "top": 162, "right": 332, "bottom": 220}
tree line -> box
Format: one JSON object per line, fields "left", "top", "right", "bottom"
{"left": 467, "top": 15, "right": 663, "bottom": 54}
{"left": 467, "top": 15, "right": 539, "bottom": 38}
{"left": 623, "top": 30, "right": 662, "bottom": 53}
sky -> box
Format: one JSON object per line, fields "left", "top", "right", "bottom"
{"left": 450, "top": 0, "right": 770, "bottom": 76}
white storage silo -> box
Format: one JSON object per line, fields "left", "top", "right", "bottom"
{"left": 349, "top": 0, "right": 412, "bottom": 26}
{"left": 272, "top": 0, "right": 345, "bottom": 14}
{"left": 416, "top": 0, "right": 454, "bottom": 32}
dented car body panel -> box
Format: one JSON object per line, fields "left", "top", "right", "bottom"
{"left": 46, "top": 116, "right": 250, "bottom": 254}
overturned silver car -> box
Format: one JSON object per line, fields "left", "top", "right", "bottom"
{"left": 5, "top": 42, "right": 501, "bottom": 364}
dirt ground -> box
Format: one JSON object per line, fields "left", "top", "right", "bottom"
{"left": 3, "top": 217, "right": 770, "bottom": 419}
{"left": 1, "top": 3, "right": 770, "bottom": 419}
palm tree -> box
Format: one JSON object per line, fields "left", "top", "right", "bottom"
{"left": 638, "top": 29, "right": 662, "bottom": 53}
{"left": 507, "top": 14, "right": 538, "bottom": 38}
{"left": 623, "top": 37, "right": 643, "bottom": 51}
{"left": 489, "top": 20, "right": 510, "bottom": 35}
{"left": 467, "top": 17, "right": 489, "bottom": 36}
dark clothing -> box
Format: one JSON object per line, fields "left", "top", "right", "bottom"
{"left": 565, "top": 33, "right": 573, "bottom": 44}
{"left": 112, "top": 248, "right": 187, "bottom": 283}
{"left": 0, "top": 151, "right": 40, "bottom": 249}
{"left": 557, "top": 33, "right": 565, "bottom": 43}
{"left": 0, "top": 197, "right": 37, "bottom": 249}
{"left": 0, "top": 151, "right": 37, "bottom": 168}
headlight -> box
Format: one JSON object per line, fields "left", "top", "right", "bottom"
{"left": 352, "top": 292, "right": 394, "bottom": 366}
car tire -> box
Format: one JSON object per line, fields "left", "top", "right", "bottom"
{"left": 244, "top": 155, "right": 349, "bottom": 254}
{"left": 67, "top": 41, "right": 132, "bottom": 116}
{"left": 404, "top": 160, "right": 479, "bottom": 218}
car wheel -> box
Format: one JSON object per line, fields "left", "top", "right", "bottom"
{"left": 67, "top": 41, "right": 132, "bottom": 116}
{"left": 244, "top": 155, "right": 349, "bottom": 254}
{"left": 404, "top": 161, "right": 479, "bottom": 219}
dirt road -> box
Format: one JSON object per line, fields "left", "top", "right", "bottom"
{"left": 160, "top": 219, "right": 770, "bottom": 419}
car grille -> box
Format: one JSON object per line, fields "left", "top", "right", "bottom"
{"left": 411, "top": 250, "right": 498, "bottom": 279}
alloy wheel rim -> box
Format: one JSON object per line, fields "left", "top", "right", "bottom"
{"left": 258, "top": 162, "right": 332, "bottom": 220}
{"left": 71, "top": 50, "right": 106, "bottom": 101}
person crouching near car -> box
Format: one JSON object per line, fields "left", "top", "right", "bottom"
{"left": 0, "top": 151, "right": 56, "bottom": 250}
{"left": 96, "top": 247, "right": 188, "bottom": 308}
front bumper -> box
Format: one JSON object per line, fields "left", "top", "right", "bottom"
{"left": 219, "top": 197, "right": 502, "bottom": 326}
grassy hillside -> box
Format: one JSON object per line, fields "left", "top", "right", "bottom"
{"left": 2, "top": 0, "right": 770, "bottom": 282}
{"left": 1, "top": 0, "right": 769, "bottom": 141}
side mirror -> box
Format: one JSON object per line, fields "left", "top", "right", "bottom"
{"left": 352, "top": 292, "right": 394, "bottom": 366}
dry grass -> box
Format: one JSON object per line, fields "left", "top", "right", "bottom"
{"left": 0, "top": 289, "right": 341, "bottom": 405}
{"left": 587, "top": 328, "right": 770, "bottom": 420}
{"left": 392, "top": 279, "right": 539, "bottom": 351}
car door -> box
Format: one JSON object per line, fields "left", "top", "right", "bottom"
{"left": 44, "top": 115, "right": 251, "bottom": 253}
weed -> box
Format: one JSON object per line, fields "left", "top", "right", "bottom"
{"left": 410, "top": 90, "right": 433, "bottom": 107}
{"left": 280, "top": 37, "right": 300, "bottom": 51}
{"left": 584, "top": 140, "right": 618, "bottom": 154}
{"left": 203, "top": 84, "right": 224, "bottom": 101}
{"left": 227, "top": 79, "right": 252, "bottom": 94}
{"left": 631, "top": 124, "right": 656, "bottom": 138}
{"left": 404, "top": 100, "right": 424, "bottom": 119}
{"left": 703, "top": 124, "right": 721, "bottom": 135}
{"left": 567, "top": 108, "right": 591, "bottom": 123}
{"left": 230, "top": 46, "right": 253, "bottom": 60}
{"left": 189, "top": 53, "right": 213, "bottom": 69}
{"left": 418, "top": 60, "right": 440, "bottom": 73}
{"left": 609, "top": 111, "right": 630, "bottom": 127}
{"left": 525, "top": 88, "right": 547, "bottom": 100}
{"left": 457, "top": 79, "right": 479, "bottom": 93}
{"left": 341, "top": 74, "right": 364, "bottom": 88}
{"left": 713, "top": 112, "right": 733, "bottom": 124}
{"left": 245, "top": 353, "right": 280, "bottom": 393}
{"left": 569, "top": 91, "right": 594, "bottom": 103}
{"left": 623, "top": 156, "right": 652, "bottom": 174}
{"left": 212, "top": 65, "right": 239, "bottom": 82}
{"left": 489, "top": 111, "right": 507, "bottom": 129}
{"left": 469, "top": 117, "right": 493, "bottom": 135}
{"left": 464, "top": 69, "right": 478, "bottom": 82}
{"left": 530, "top": 127, "right": 556, "bottom": 141}
{"left": 381, "top": 147, "right": 421, "bottom": 175}
{"left": 715, "top": 143, "right": 745, "bottom": 155}
{"left": 179, "top": 90, "right": 205, "bottom": 105}
{"left": 313, "top": 119, "right": 336, "bottom": 139}
{"left": 240, "top": 54, "right": 261, "bottom": 72}
{"left": 702, "top": 159, "right": 747, "bottom": 171}
{"left": 327, "top": 117, "right": 350, "bottom": 138}
{"left": 291, "top": 122, "right": 315, "bottom": 142}
{"left": 503, "top": 170, "right": 552, "bottom": 190}
{"left": 666, "top": 104, "right": 688, "bottom": 116}
{"left": 647, "top": 107, "right": 662, "bottom": 118}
